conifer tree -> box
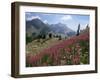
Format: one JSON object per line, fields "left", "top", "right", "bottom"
{"left": 76, "top": 24, "right": 80, "bottom": 36}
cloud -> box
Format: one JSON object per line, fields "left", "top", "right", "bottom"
{"left": 26, "top": 16, "right": 41, "bottom": 21}
{"left": 43, "top": 20, "right": 48, "bottom": 24}
{"left": 61, "top": 15, "right": 72, "bottom": 21}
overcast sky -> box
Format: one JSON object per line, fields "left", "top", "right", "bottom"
{"left": 25, "top": 12, "right": 89, "bottom": 31}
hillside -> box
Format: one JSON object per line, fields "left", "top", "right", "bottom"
{"left": 26, "top": 18, "right": 76, "bottom": 44}
{"left": 26, "top": 37, "right": 63, "bottom": 55}
{"left": 26, "top": 32, "right": 89, "bottom": 67}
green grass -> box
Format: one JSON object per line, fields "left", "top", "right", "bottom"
{"left": 26, "top": 38, "right": 64, "bottom": 55}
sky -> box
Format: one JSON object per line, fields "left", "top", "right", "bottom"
{"left": 25, "top": 12, "right": 90, "bottom": 32}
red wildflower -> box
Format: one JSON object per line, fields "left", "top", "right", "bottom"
{"left": 71, "top": 54, "right": 80, "bottom": 64}
{"left": 66, "top": 48, "right": 71, "bottom": 52}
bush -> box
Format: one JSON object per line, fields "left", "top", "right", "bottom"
{"left": 26, "top": 36, "right": 33, "bottom": 44}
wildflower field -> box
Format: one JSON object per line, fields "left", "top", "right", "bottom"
{"left": 26, "top": 32, "right": 89, "bottom": 67}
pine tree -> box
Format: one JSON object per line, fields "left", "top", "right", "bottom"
{"left": 49, "top": 33, "right": 52, "bottom": 38}
{"left": 76, "top": 24, "right": 80, "bottom": 36}
{"left": 86, "top": 24, "right": 89, "bottom": 29}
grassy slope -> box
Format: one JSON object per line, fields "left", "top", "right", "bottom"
{"left": 26, "top": 32, "right": 89, "bottom": 67}
{"left": 26, "top": 38, "right": 64, "bottom": 55}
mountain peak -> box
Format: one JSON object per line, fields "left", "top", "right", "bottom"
{"left": 57, "top": 22, "right": 64, "bottom": 25}
{"left": 26, "top": 19, "right": 76, "bottom": 39}
{"left": 31, "top": 18, "right": 41, "bottom": 22}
